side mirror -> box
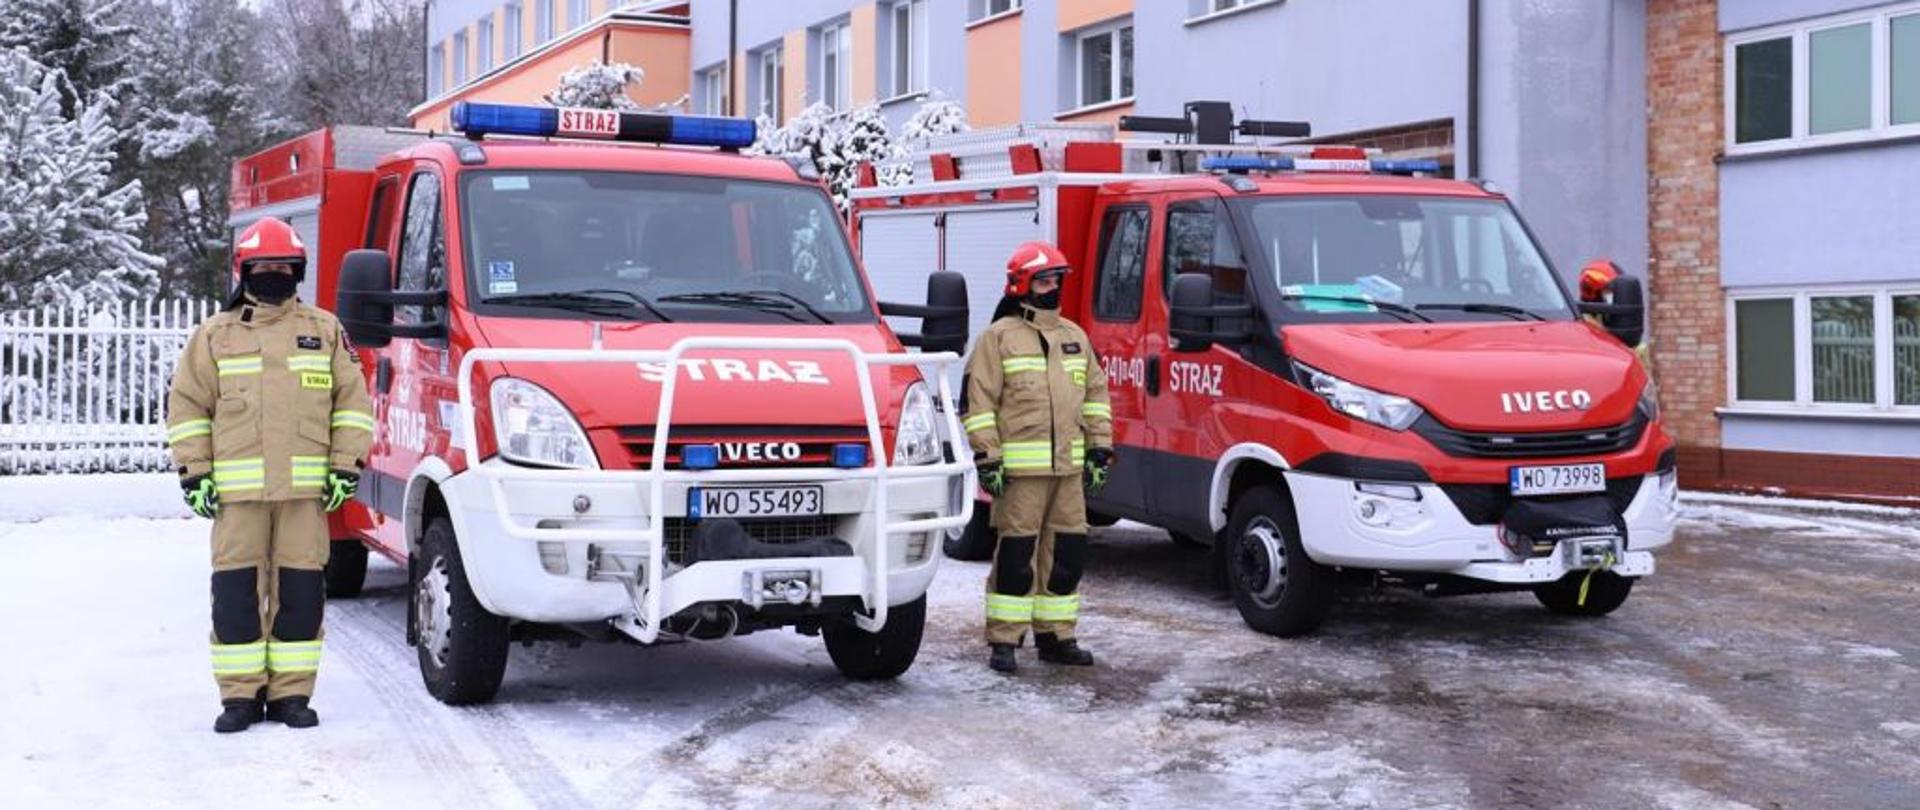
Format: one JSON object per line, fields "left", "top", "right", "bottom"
{"left": 1168, "top": 273, "right": 1216, "bottom": 353}
{"left": 335, "top": 249, "right": 449, "bottom": 347}
{"left": 879, "top": 270, "right": 971, "bottom": 354}
{"left": 1578, "top": 272, "right": 1646, "bottom": 349}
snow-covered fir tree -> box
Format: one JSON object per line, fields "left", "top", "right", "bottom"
{"left": 0, "top": 48, "right": 160, "bottom": 310}
{"left": 899, "top": 95, "right": 970, "bottom": 146}
{"left": 547, "top": 61, "right": 648, "bottom": 109}
{"left": 0, "top": 0, "right": 141, "bottom": 118}
{"left": 750, "top": 102, "right": 908, "bottom": 212}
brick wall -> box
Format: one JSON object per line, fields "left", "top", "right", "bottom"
{"left": 1646, "top": 0, "right": 1724, "bottom": 483}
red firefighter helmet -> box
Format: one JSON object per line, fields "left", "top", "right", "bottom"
{"left": 232, "top": 217, "right": 308, "bottom": 286}
{"left": 1004, "top": 241, "right": 1071, "bottom": 297}
{"left": 1578, "top": 260, "right": 1621, "bottom": 303}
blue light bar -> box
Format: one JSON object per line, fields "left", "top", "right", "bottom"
{"left": 448, "top": 101, "right": 757, "bottom": 149}
{"left": 1200, "top": 156, "right": 1444, "bottom": 175}
{"left": 831, "top": 443, "right": 870, "bottom": 469}
{"left": 682, "top": 444, "right": 720, "bottom": 470}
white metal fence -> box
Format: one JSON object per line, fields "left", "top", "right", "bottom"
{"left": 0, "top": 301, "right": 218, "bottom": 474}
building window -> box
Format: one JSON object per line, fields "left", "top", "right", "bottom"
{"left": 536, "top": 0, "right": 553, "bottom": 43}
{"left": 698, "top": 63, "right": 729, "bottom": 116}
{"left": 452, "top": 30, "right": 468, "bottom": 86}
{"left": 756, "top": 46, "right": 784, "bottom": 121}
{"left": 1812, "top": 296, "right": 1874, "bottom": 403}
{"left": 568, "top": 0, "right": 587, "bottom": 29}
{"left": 887, "top": 0, "right": 928, "bottom": 98}
{"left": 1731, "top": 289, "right": 1920, "bottom": 411}
{"left": 1075, "top": 21, "right": 1133, "bottom": 109}
{"left": 970, "top": 0, "right": 1020, "bottom": 21}
{"left": 504, "top": 2, "right": 522, "bottom": 60}
{"left": 477, "top": 16, "right": 494, "bottom": 74}
{"left": 428, "top": 43, "right": 444, "bottom": 96}
{"left": 818, "top": 21, "right": 851, "bottom": 111}
{"left": 1897, "top": 295, "right": 1920, "bottom": 404}
{"left": 1727, "top": 4, "right": 1920, "bottom": 152}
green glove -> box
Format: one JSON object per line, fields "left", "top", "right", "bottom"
{"left": 1084, "top": 447, "right": 1114, "bottom": 496}
{"left": 977, "top": 458, "right": 1005, "bottom": 497}
{"left": 323, "top": 470, "right": 359, "bottom": 513}
{"left": 182, "top": 474, "right": 218, "bottom": 519}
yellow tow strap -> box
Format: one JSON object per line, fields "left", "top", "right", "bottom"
{"left": 1576, "top": 550, "right": 1617, "bottom": 607}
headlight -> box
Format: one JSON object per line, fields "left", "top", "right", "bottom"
{"left": 1638, "top": 379, "right": 1661, "bottom": 421}
{"left": 489, "top": 377, "right": 598, "bottom": 469}
{"left": 893, "top": 382, "right": 941, "bottom": 466}
{"left": 1293, "top": 361, "right": 1424, "bottom": 431}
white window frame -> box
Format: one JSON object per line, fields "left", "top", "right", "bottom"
{"left": 887, "top": 0, "right": 929, "bottom": 100}
{"left": 1073, "top": 20, "right": 1134, "bottom": 110}
{"left": 1725, "top": 285, "right": 1920, "bottom": 417}
{"left": 477, "top": 16, "right": 494, "bottom": 73}
{"left": 504, "top": 2, "right": 523, "bottom": 61}
{"left": 819, "top": 20, "right": 852, "bottom": 111}
{"left": 757, "top": 45, "right": 784, "bottom": 121}
{"left": 536, "top": 0, "right": 553, "bottom": 43}
{"left": 1724, "top": 1, "right": 1920, "bottom": 156}
{"left": 452, "top": 30, "right": 469, "bottom": 86}
{"left": 1186, "top": 0, "right": 1281, "bottom": 26}
{"left": 698, "top": 62, "right": 729, "bottom": 116}
{"left": 970, "top": 0, "right": 1021, "bottom": 23}
{"left": 428, "top": 43, "right": 444, "bottom": 96}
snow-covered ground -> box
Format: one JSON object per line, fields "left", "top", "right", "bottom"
{"left": 4, "top": 476, "right": 1919, "bottom": 808}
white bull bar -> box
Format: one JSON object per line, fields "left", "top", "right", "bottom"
{"left": 455, "top": 335, "right": 976, "bottom": 643}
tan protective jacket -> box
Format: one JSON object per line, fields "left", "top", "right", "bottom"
{"left": 963, "top": 306, "right": 1113, "bottom": 477}
{"left": 166, "top": 299, "right": 375, "bottom": 501}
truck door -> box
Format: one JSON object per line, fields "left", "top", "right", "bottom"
{"left": 366, "top": 167, "right": 452, "bottom": 556}
{"left": 1081, "top": 199, "right": 1156, "bottom": 520}
{"left": 1142, "top": 194, "right": 1256, "bottom": 537}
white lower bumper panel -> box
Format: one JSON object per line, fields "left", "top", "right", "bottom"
{"left": 1284, "top": 469, "right": 1676, "bottom": 584}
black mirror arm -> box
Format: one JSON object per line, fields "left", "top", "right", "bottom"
{"left": 878, "top": 300, "right": 967, "bottom": 320}
{"left": 1577, "top": 301, "right": 1642, "bottom": 317}
{"left": 375, "top": 289, "right": 449, "bottom": 307}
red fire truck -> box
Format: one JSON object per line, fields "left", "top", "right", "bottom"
{"left": 228, "top": 103, "right": 975, "bottom": 705}
{"left": 852, "top": 104, "right": 1677, "bottom": 637}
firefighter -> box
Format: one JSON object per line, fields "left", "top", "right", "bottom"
{"left": 962, "top": 241, "right": 1115, "bottom": 673}
{"left": 166, "top": 217, "right": 374, "bottom": 733}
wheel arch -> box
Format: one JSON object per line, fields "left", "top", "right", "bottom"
{"left": 403, "top": 457, "right": 457, "bottom": 558}
{"left": 1209, "top": 444, "right": 1291, "bottom": 533}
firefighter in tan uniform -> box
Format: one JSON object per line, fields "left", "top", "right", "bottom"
{"left": 167, "top": 217, "right": 374, "bottom": 733}
{"left": 962, "top": 242, "right": 1114, "bottom": 673}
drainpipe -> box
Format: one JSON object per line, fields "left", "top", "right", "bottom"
{"left": 728, "top": 0, "right": 739, "bottom": 116}
{"left": 1466, "top": 0, "right": 1481, "bottom": 179}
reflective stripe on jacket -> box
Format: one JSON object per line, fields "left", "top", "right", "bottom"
{"left": 962, "top": 305, "right": 1113, "bottom": 477}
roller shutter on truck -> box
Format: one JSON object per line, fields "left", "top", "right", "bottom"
{"left": 941, "top": 205, "right": 1040, "bottom": 344}
{"left": 858, "top": 211, "right": 941, "bottom": 338}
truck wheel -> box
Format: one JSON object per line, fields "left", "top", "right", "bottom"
{"left": 1088, "top": 511, "right": 1119, "bottom": 528}
{"left": 943, "top": 501, "right": 995, "bottom": 562}
{"left": 1533, "top": 571, "right": 1635, "bottom": 617}
{"left": 823, "top": 596, "right": 926, "bottom": 680}
{"left": 324, "top": 539, "right": 368, "bottom": 598}
{"left": 1224, "top": 486, "right": 1335, "bottom": 637}
{"left": 413, "top": 517, "right": 510, "bottom": 705}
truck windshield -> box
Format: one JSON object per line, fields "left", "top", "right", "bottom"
{"left": 1233, "top": 195, "right": 1573, "bottom": 323}
{"left": 460, "top": 170, "right": 871, "bottom": 323}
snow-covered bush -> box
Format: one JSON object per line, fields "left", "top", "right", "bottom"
{"left": 0, "top": 48, "right": 160, "bottom": 310}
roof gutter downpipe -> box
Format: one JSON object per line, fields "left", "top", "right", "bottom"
{"left": 1467, "top": 0, "right": 1481, "bottom": 180}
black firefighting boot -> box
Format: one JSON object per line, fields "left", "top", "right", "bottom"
{"left": 988, "top": 643, "right": 1018, "bottom": 673}
{"left": 265, "top": 696, "right": 320, "bottom": 729}
{"left": 1035, "top": 633, "right": 1094, "bottom": 666}
{"left": 213, "top": 697, "right": 264, "bottom": 734}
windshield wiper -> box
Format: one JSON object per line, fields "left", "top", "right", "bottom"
{"left": 483, "top": 291, "right": 666, "bottom": 321}
{"left": 562, "top": 288, "right": 673, "bottom": 322}
{"left": 655, "top": 291, "right": 811, "bottom": 323}
{"left": 1276, "top": 293, "right": 1433, "bottom": 323}
{"left": 1413, "top": 302, "right": 1546, "bottom": 322}
{"left": 738, "top": 289, "right": 833, "bottom": 324}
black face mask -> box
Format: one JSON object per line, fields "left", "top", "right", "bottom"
{"left": 1027, "top": 288, "right": 1062, "bottom": 310}
{"left": 244, "top": 272, "right": 297, "bottom": 304}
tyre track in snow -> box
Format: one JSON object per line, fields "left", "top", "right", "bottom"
{"left": 324, "top": 600, "right": 498, "bottom": 810}
{"left": 344, "top": 596, "right": 594, "bottom": 810}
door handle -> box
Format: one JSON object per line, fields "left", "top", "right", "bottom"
{"left": 1145, "top": 354, "right": 1162, "bottom": 396}
{"left": 376, "top": 358, "right": 393, "bottom": 394}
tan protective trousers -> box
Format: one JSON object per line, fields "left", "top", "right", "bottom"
{"left": 984, "top": 474, "right": 1090, "bottom": 645}
{"left": 209, "top": 500, "right": 328, "bottom": 701}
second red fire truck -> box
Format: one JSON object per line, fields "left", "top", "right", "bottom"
{"left": 852, "top": 103, "right": 1677, "bottom": 637}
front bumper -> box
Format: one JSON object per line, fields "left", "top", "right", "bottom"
{"left": 442, "top": 461, "right": 962, "bottom": 625}
{"left": 1283, "top": 470, "right": 1676, "bottom": 584}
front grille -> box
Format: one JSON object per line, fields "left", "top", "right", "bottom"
{"left": 662, "top": 514, "right": 843, "bottom": 564}
{"left": 1412, "top": 410, "right": 1648, "bottom": 459}
{"left": 1439, "top": 476, "right": 1643, "bottom": 526}
{"left": 613, "top": 424, "right": 871, "bottom": 470}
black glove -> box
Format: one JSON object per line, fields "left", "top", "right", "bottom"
{"left": 181, "top": 473, "right": 218, "bottom": 519}
{"left": 977, "top": 458, "right": 1005, "bottom": 497}
{"left": 1084, "top": 447, "right": 1114, "bottom": 496}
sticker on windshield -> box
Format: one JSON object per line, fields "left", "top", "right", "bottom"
{"left": 490, "top": 176, "right": 530, "bottom": 191}
{"left": 1355, "top": 275, "right": 1404, "bottom": 304}
{"left": 489, "top": 280, "right": 518, "bottom": 295}
{"left": 1282, "top": 284, "right": 1377, "bottom": 313}
{"left": 488, "top": 261, "right": 517, "bottom": 295}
